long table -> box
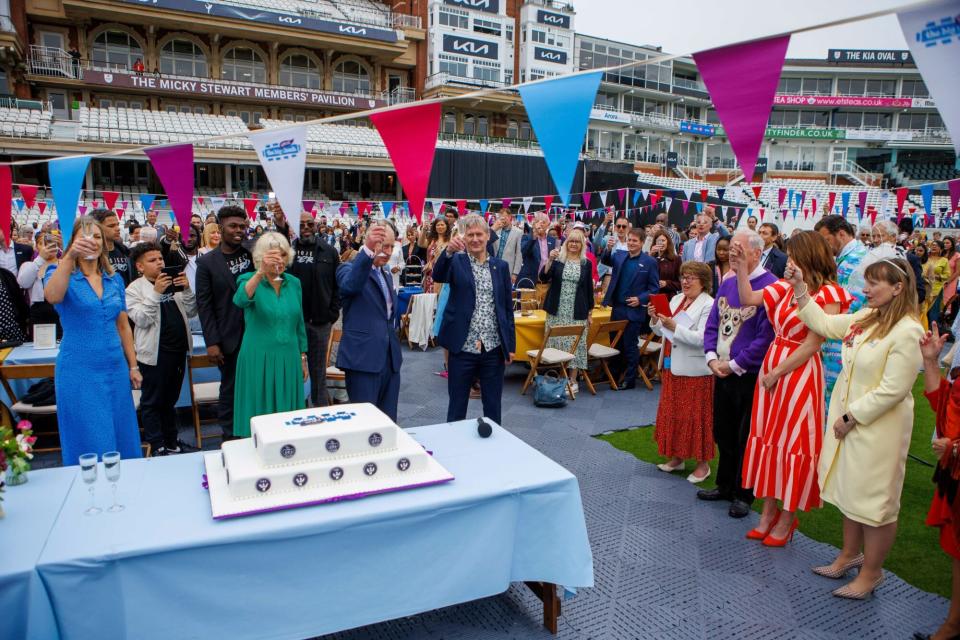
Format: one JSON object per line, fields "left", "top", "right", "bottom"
{"left": 513, "top": 307, "right": 613, "bottom": 363}
{"left": 3, "top": 419, "right": 593, "bottom": 639}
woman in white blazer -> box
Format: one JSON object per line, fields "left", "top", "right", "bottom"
{"left": 649, "top": 261, "right": 716, "bottom": 483}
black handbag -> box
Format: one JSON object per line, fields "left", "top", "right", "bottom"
{"left": 21, "top": 378, "right": 56, "bottom": 406}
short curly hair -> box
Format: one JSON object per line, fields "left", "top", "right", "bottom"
{"left": 252, "top": 232, "right": 294, "bottom": 271}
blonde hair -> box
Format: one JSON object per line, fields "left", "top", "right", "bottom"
{"left": 202, "top": 222, "right": 220, "bottom": 249}
{"left": 65, "top": 216, "right": 114, "bottom": 275}
{"left": 252, "top": 232, "right": 294, "bottom": 271}
{"left": 559, "top": 229, "right": 586, "bottom": 263}
{"left": 854, "top": 258, "right": 919, "bottom": 341}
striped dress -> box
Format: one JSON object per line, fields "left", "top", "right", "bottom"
{"left": 741, "top": 280, "right": 853, "bottom": 513}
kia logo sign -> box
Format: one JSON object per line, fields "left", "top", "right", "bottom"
{"left": 278, "top": 16, "right": 301, "bottom": 24}
{"left": 534, "top": 47, "right": 567, "bottom": 65}
{"left": 339, "top": 25, "right": 367, "bottom": 35}
{"left": 442, "top": 34, "right": 499, "bottom": 59}
{"left": 536, "top": 9, "right": 570, "bottom": 29}
{"left": 443, "top": 0, "right": 499, "bottom": 13}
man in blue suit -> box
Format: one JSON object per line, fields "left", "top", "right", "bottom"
{"left": 601, "top": 227, "right": 659, "bottom": 390}
{"left": 681, "top": 206, "right": 731, "bottom": 263}
{"left": 432, "top": 214, "right": 516, "bottom": 425}
{"left": 758, "top": 222, "right": 787, "bottom": 278}
{"left": 336, "top": 223, "right": 402, "bottom": 421}
{"left": 517, "top": 213, "right": 556, "bottom": 288}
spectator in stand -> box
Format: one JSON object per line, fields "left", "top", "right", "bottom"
{"left": 733, "top": 231, "right": 851, "bottom": 546}
{"left": 601, "top": 227, "right": 659, "bottom": 390}
{"left": 708, "top": 236, "right": 733, "bottom": 294}
{"left": 699, "top": 229, "right": 776, "bottom": 519}
{"left": 232, "top": 233, "right": 307, "bottom": 437}
{"left": 918, "top": 322, "right": 960, "bottom": 640}
{"left": 649, "top": 229, "right": 682, "bottom": 298}
{"left": 518, "top": 213, "right": 556, "bottom": 290}
{"left": 681, "top": 207, "right": 731, "bottom": 263}
{"left": 758, "top": 222, "right": 788, "bottom": 278}
{"left": 858, "top": 225, "right": 874, "bottom": 248}
{"left": 17, "top": 225, "right": 35, "bottom": 246}
{"left": 140, "top": 226, "right": 158, "bottom": 247}
{"left": 0, "top": 227, "right": 33, "bottom": 276}
{"left": 144, "top": 210, "right": 159, "bottom": 230}
{"left": 926, "top": 240, "right": 951, "bottom": 329}
{"left": 90, "top": 208, "right": 131, "bottom": 285}
{"left": 133, "top": 58, "right": 144, "bottom": 75}
{"left": 788, "top": 258, "right": 922, "bottom": 600}
{"left": 649, "top": 261, "right": 715, "bottom": 483}
{"left": 488, "top": 208, "right": 524, "bottom": 284}
{"left": 127, "top": 223, "right": 142, "bottom": 246}
{"left": 17, "top": 233, "right": 61, "bottom": 338}
{"left": 747, "top": 216, "right": 759, "bottom": 231}
{"left": 200, "top": 223, "right": 221, "bottom": 255}
{"left": 43, "top": 216, "right": 141, "bottom": 464}
{"left": 540, "top": 229, "right": 594, "bottom": 394}
{"left": 126, "top": 243, "right": 198, "bottom": 456}
{"left": 195, "top": 205, "right": 255, "bottom": 440}
{"left": 592, "top": 210, "right": 628, "bottom": 290}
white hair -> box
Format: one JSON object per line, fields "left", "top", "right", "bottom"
{"left": 533, "top": 213, "right": 550, "bottom": 225}
{"left": 872, "top": 220, "right": 898, "bottom": 242}
{"left": 460, "top": 213, "right": 489, "bottom": 235}
{"left": 252, "top": 231, "right": 294, "bottom": 270}
{"left": 733, "top": 229, "right": 764, "bottom": 252}
{"left": 140, "top": 227, "right": 158, "bottom": 243}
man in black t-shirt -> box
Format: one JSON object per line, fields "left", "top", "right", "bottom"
{"left": 91, "top": 208, "right": 131, "bottom": 284}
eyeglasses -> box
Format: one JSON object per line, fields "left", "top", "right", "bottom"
{"left": 615, "top": 224, "right": 628, "bottom": 229}
{"left": 680, "top": 275, "right": 698, "bottom": 282}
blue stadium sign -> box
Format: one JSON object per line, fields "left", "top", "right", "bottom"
{"left": 442, "top": 34, "right": 499, "bottom": 59}
{"left": 118, "top": 0, "right": 399, "bottom": 43}
{"left": 679, "top": 121, "right": 715, "bottom": 137}
{"left": 534, "top": 47, "right": 567, "bottom": 65}
{"left": 536, "top": 10, "right": 571, "bottom": 29}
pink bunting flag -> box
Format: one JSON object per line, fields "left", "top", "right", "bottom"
{"left": 777, "top": 188, "right": 786, "bottom": 208}
{"left": 120, "top": 201, "right": 128, "bottom": 210}
{"left": 456, "top": 199, "right": 467, "bottom": 216}
{"left": 617, "top": 188, "right": 626, "bottom": 206}
{"left": 91, "top": 200, "right": 99, "bottom": 209}
{"left": 302, "top": 200, "right": 315, "bottom": 214}
{"left": 896, "top": 187, "right": 909, "bottom": 214}
{"left": 116, "top": 208, "right": 123, "bottom": 219}
{"left": 370, "top": 103, "right": 441, "bottom": 224}
{"left": 827, "top": 192, "right": 837, "bottom": 213}
{"left": 680, "top": 199, "right": 690, "bottom": 215}
{"left": 102, "top": 190, "right": 119, "bottom": 211}
{"left": 803, "top": 208, "right": 809, "bottom": 220}
{"left": 543, "top": 195, "right": 554, "bottom": 211}
{"left": 693, "top": 35, "right": 790, "bottom": 182}
{"left": 857, "top": 191, "right": 868, "bottom": 218}
{"left": 949, "top": 179, "right": 960, "bottom": 214}
{"left": 650, "top": 193, "right": 659, "bottom": 208}
{"left": 78, "top": 205, "right": 87, "bottom": 216}
{"left": 38, "top": 201, "right": 47, "bottom": 215}
{"left": 700, "top": 189, "right": 709, "bottom": 203}
{"left": 811, "top": 199, "right": 817, "bottom": 218}
{"left": 242, "top": 198, "right": 258, "bottom": 219}
{"left": 144, "top": 144, "right": 195, "bottom": 241}
{"left": 18, "top": 184, "right": 38, "bottom": 210}
{"left": 0, "top": 167, "right": 10, "bottom": 247}
{"left": 502, "top": 198, "right": 512, "bottom": 210}
{"left": 870, "top": 211, "right": 878, "bottom": 225}
{"left": 581, "top": 192, "right": 591, "bottom": 209}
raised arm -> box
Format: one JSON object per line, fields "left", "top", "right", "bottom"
{"left": 733, "top": 258, "right": 763, "bottom": 309}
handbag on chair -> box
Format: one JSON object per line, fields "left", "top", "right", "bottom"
{"left": 533, "top": 371, "right": 568, "bottom": 408}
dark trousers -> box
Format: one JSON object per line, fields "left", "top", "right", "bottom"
{"left": 305, "top": 321, "right": 332, "bottom": 407}
{"left": 217, "top": 350, "right": 239, "bottom": 437}
{"left": 610, "top": 305, "right": 642, "bottom": 384}
{"left": 713, "top": 372, "right": 757, "bottom": 503}
{"left": 140, "top": 350, "right": 187, "bottom": 449}
{"left": 344, "top": 367, "right": 400, "bottom": 422}
{"left": 447, "top": 347, "right": 505, "bottom": 425}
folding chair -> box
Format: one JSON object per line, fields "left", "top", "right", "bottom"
{"left": 324, "top": 328, "right": 346, "bottom": 404}
{"left": 585, "top": 319, "right": 628, "bottom": 392}
{"left": 187, "top": 354, "right": 220, "bottom": 448}
{"left": 521, "top": 324, "right": 586, "bottom": 400}
{"left": 0, "top": 363, "right": 59, "bottom": 453}
{"left": 636, "top": 333, "right": 663, "bottom": 390}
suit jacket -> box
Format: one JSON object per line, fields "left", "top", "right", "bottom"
{"left": 681, "top": 232, "right": 723, "bottom": 263}
{"left": 540, "top": 258, "right": 594, "bottom": 321}
{"left": 432, "top": 250, "right": 516, "bottom": 359}
{"left": 487, "top": 226, "right": 524, "bottom": 277}
{"left": 600, "top": 250, "right": 660, "bottom": 322}
{"left": 336, "top": 249, "right": 402, "bottom": 375}
{"left": 195, "top": 246, "right": 254, "bottom": 355}
{"left": 517, "top": 234, "right": 556, "bottom": 288}
{"left": 761, "top": 246, "right": 788, "bottom": 278}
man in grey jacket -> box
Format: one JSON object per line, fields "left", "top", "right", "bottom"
{"left": 487, "top": 208, "right": 524, "bottom": 284}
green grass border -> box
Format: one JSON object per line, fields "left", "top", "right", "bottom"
{"left": 596, "top": 375, "right": 949, "bottom": 598}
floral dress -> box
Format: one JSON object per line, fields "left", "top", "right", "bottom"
{"left": 545, "top": 260, "right": 588, "bottom": 369}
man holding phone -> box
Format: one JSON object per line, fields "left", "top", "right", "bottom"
{"left": 126, "top": 243, "right": 198, "bottom": 456}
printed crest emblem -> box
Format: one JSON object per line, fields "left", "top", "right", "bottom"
{"left": 397, "top": 458, "right": 410, "bottom": 472}
{"left": 329, "top": 467, "right": 344, "bottom": 481}
{"left": 103, "top": 73, "right": 113, "bottom": 83}
{"left": 280, "top": 444, "right": 296, "bottom": 459}
{"left": 368, "top": 432, "right": 383, "bottom": 447}
{"left": 363, "top": 462, "right": 378, "bottom": 476}
{"left": 293, "top": 473, "right": 308, "bottom": 487}
{"left": 256, "top": 478, "right": 271, "bottom": 493}
{"left": 325, "top": 438, "right": 340, "bottom": 453}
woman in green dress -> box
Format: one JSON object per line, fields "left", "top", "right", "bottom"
{"left": 232, "top": 232, "right": 308, "bottom": 438}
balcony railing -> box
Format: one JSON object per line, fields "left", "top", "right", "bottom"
{"left": 27, "top": 45, "right": 79, "bottom": 79}
{"left": 438, "top": 131, "right": 540, "bottom": 150}
{"left": 425, "top": 72, "right": 511, "bottom": 92}
{"left": 671, "top": 77, "right": 707, "bottom": 92}
{"left": 523, "top": 0, "right": 575, "bottom": 13}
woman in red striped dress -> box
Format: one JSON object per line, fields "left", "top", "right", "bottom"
{"left": 730, "top": 231, "right": 851, "bottom": 546}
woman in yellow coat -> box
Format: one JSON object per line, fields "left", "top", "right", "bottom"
{"left": 786, "top": 257, "right": 922, "bottom": 600}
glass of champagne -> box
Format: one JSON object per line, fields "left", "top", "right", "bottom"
{"left": 269, "top": 239, "right": 283, "bottom": 282}
{"left": 103, "top": 451, "right": 124, "bottom": 513}
{"left": 80, "top": 217, "right": 98, "bottom": 261}
{"left": 79, "top": 453, "right": 101, "bottom": 516}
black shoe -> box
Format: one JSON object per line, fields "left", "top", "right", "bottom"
{"left": 728, "top": 499, "right": 751, "bottom": 518}
{"left": 169, "top": 439, "right": 198, "bottom": 453}
{"left": 617, "top": 381, "right": 636, "bottom": 391}
{"left": 151, "top": 446, "right": 171, "bottom": 457}
{"left": 912, "top": 634, "right": 930, "bottom": 640}
{"left": 696, "top": 487, "right": 732, "bottom": 502}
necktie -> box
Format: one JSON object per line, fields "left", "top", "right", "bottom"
{"left": 375, "top": 268, "right": 392, "bottom": 317}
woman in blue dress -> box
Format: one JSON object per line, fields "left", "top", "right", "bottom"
{"left": 44, "top": 216, "right": 142, "bottom": 465}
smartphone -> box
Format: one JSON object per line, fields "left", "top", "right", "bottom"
{"left": 161, "top": 265, "right": 185, "bottom": 294}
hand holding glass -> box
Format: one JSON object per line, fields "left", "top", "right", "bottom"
{"left": 103, "top": 451, "right": 124, "bottom": 512}
{"left": 268, "top": 241, "right": 283, "bottom": 281}
{"left": 80, "top": 218, "right": 98, "bottom": 261}
{"left": 79, "top": 453, "right": 101, "bottom": 515}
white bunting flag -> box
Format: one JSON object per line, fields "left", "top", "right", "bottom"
{"left": 522, "top": 196, "right": 533, "bottom": 213}
{"left": 640, "top": 189, "right": 650, "bottom": 201}
{"left": 599, "top": 191, "right": 609, "bottom": 206}
{"left": 248, "top": 125, "right": 308, "bottom": 237}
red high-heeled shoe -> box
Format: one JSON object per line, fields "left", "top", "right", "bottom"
{"left": 746, "top": 511, "right": 781, "bottom": 541}
{"left": 762, "top": 517, "right": 799, "bottom": 547}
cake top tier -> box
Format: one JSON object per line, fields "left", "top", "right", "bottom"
{"left": 251, "top": 403, "right": 396, "bottom": 447}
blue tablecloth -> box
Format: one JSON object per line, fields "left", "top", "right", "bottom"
{"left": 22, "top": 419, "right": 592, "bottom": 639}
{"left": 0, "top": 466, "right": 75, "bottom": 640}
{"left": 394, "top": 286, "right": 423, "bottom": 328}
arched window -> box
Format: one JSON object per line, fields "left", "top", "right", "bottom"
{"left": 332, "top": 60, "right": 370, "bottom": 94}
{"left": 463, "top": 115, "right": 475, "bottom": 136}
{"left": 92, "top": 30, "right": 142, "bottom": 70}
{"left": 477, "top": 116, "right": 489, "bottom": 137}
{"left": 160, "top": 39, "right": 207, "bottom": 77}
{"left": 279, "top": 53, "right": 321, "bottom": 89}
{"left": 506, "top": 119, "right": 519, "bottom": 139}
{"left": 443, "top": 112, "right": 457, "bottom": 134}
{"left": 221, "top": 47, "right": 266, "bottom": 83}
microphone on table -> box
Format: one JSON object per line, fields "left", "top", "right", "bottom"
{"left": 477, "top": 418, "right": 493, "bottom": 439}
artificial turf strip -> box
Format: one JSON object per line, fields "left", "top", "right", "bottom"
{"left": 596, "top": 375, "right": 950, "bottom": 598}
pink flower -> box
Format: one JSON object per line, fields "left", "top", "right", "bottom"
{"left": 26, "top": 436, "right": 37, "bottom": 445}
{"left": 16, "top": 420, "right": 31, "bottom": 432}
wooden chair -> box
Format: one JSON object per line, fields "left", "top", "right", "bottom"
{"left": 187, "top": 354, "right": 220, "bottom": 448}
{"left": 324, "top": 328, "right": 346, "bottom": 404}
{"left": 636, "top": 333, "right": 663, "bottom": 390}
{"left": 521, "top": 324, "right": 585, "bottom": 400}
{"left": 585, "top": 319, "right": 627, "bottom": 392}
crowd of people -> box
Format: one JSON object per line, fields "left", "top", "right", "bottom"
{"left": 2, "top": 197, "right": 959, "bottom": 637}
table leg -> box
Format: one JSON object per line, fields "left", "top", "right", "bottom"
{"left": 524, "top": 581, "right": 560, "bottom": 634}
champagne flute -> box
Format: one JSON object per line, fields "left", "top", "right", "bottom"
{"left": 269, "top": 239, "right": 283, "bottom": 282}
{"left": 103, "top": 451, "right": 124, "bottom": 513}
{"left": 80, "top": 217, "right": 98, "bottom": 261}
{"left": 79, "top": 453, "right": 101, "bottom": 516}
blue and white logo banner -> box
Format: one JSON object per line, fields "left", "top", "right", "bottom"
{"left": 248, "top": 125, "right": 307, "bottom": 237}
{"left": 898, "top": 0, "right": 960, "bottom": 155}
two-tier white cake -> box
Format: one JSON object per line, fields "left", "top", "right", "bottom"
{"left": 203, "top": 403, "right": 454, "bottom": 519}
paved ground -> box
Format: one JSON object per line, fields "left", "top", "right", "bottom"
{"left": 34, "top": 346, "right": 950, "bottom": 639}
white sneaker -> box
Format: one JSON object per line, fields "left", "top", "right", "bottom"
{"left": 570, "top": 382, "right": 579, "bottom": 395}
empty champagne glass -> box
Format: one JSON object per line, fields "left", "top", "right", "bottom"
{"left": 80, "top": 217, "right": 98, "bottom": 261}
{"left": 103, "top": 451, "right": 124, "bottom": 513}
{"left": 79, "top": 453, "right": 101, "bottom": 516}
{"left": 269, "top": 239, "right": 283, "bottom": 282}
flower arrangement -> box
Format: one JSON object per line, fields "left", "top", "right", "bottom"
{"left": 1, "top": 420, "right": 36, "bottom": 492}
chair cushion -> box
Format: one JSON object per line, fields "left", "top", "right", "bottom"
{"left": 640, "top": 342, "right": 662, "bottom": 354}
{"left": 193, "top": 381, "right": 220, "bottom": 403}
{"left": 326, "top": 366, "right": 345, "bottom": 378}
{"left": 588, "top": 344, "right": 620, "bottom": 359}
{"left": 526, "top": 348, "right": 576, "bottom": 365}
{"left": 11, "top": 401, "right": 56, "bottom": 415}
